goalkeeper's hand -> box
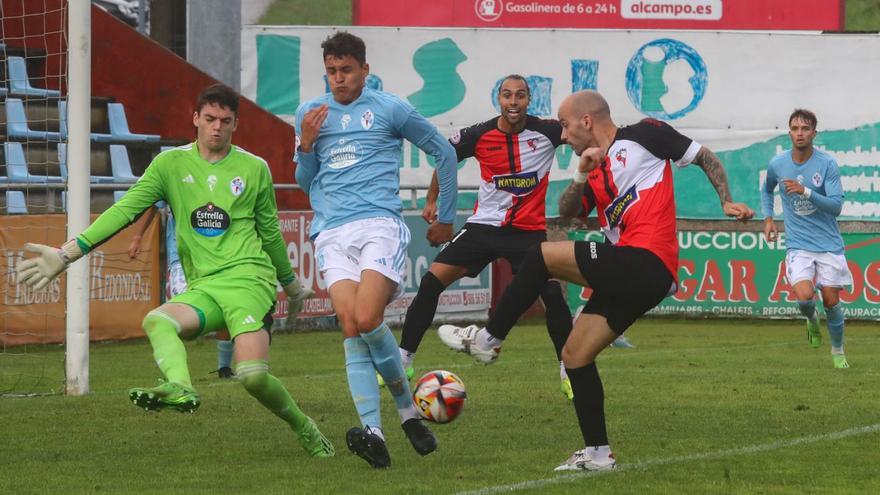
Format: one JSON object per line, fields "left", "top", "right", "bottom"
{"left": 283, "top": 281, "right": 314, "bottom": 319}
{"left": 16, "top": 240, "right": 84, "bottom": 290}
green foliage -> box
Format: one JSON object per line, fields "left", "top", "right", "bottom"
{"left": 2, "top": 319, "right": 879, "bottom": 494}
{"left": 258, "top": 0, "right": 352, "bottom": 26}
{"left": 846, "top": 0, "right": 880, "bottom": 31}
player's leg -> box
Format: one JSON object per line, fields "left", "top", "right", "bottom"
{"left": 820, "top": 287, "right": 848, "bottom": 368}
{"left": 233, "top": 326, "right": 334, "bottom": 457}
{"left": 128, "top": 296, "right": 220, "bottom": 413}
{"left": 399, "top": 262, "right": 469, "bottom": 368}
{"left": 556, "top": 245, "right": 672, "bottom": 472}
{"left": 787, "top": 250, "right": 822, "bottom": 348}
{"left": 554, "top": 310, "right": 618, "bottom": 472}
{"left": 815, "top": 252, "right": 853, "bottom": 368}
{"left": 319, "top": 223, "right": 392, "bottom": 468}
{"left": 215, "top": 330, "right": 235, "bottom": 378}
{"left": 439, "top": 241, "right": 585, "bottom": 362}
{"left": 208, "top": 276, "right": 332, "bottom": 458}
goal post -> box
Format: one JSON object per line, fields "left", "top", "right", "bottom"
{"left": 65, "top": 0, "right": 91, "bottom": 396}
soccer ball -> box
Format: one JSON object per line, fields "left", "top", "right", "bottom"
{"left": 412, "top": 370, "right": 467, "bottom": 424}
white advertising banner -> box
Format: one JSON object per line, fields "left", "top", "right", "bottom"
{"left": 243, "top": 27, "right": 880, "bottom": 220}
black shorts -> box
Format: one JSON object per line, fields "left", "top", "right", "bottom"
{"left": 574, "top": 241, "right": 674, "bottom": 335}
{"left": 434, "top": 223, "right": 547, "bottom": 277}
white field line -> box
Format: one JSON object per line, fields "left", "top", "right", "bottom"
{"left": 454, "top": 423, "right": 880, "bottom": 495}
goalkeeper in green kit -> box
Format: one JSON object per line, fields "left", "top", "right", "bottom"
{"left": 16, "top": 84, "right": 334, "bottom": 458}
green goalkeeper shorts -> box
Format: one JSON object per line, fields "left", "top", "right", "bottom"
{"left": 170, "top": 272, "right": 276, "bottom": 339}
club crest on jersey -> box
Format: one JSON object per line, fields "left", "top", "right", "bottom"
{"left": 615, "top": 148, "right": 627, "bottom": 167}
{"left": 527, "top": 138, "right": 538, "bottom": 152}
{"left": 191, "top": 203, "right": 230, "bottom": 237}
{"left": 604, "top": 185, "right": 640, "bottom": 229}
{"left": 812, "top": 172, "right": 823, "bottom": 187}
{"left": 361, "top": 109, "right": 374, "bottom": 130}
{"left": 340, "top": 114, "right": 352, "bottom": 130}
{"left": 493, "top": 171, "right": 539, "bottom": 196}
{"left": 230, "top": 176, "right": 245, "bottom": 196}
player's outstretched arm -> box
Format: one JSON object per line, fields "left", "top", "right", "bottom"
{"left": 692, "top": 146, "right": 754, "bottom": 221}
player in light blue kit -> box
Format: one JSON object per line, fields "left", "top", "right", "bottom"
{"left": 761, "top": 109, "right": 852, "bottom": 369}
{"left": 294, "top": 32, "right": 458, "bottom": 468}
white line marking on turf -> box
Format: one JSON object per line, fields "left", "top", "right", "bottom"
{"left": 454, "top": 423, "right": 880, "bottom": 495}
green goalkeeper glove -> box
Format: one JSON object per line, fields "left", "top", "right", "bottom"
{"left": 16, "top": 240, "right": 84, "bottom": 290}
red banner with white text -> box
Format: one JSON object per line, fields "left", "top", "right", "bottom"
{"left": 353, "top": 0, "right": 843, "bottom": 30}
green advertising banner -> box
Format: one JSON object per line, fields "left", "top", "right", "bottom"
{"left": 567, "top": 231, "right": 880, "bottom": 320}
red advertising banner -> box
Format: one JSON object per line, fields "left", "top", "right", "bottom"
{"left": 1, "top": 214, "right": 162, "bottom": 346}
{"left": 353, "top": 0, "right": 844, "bottom": 30}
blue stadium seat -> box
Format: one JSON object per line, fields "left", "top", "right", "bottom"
{"left": 107, "top": 103, "right": 160, "bottom": 142}
{"left": 0, "top": 87, "right": 7, "bottom": 98}
{"left": 6, "top": 191, "right": 28, "bottom": 214}
{"left": 4, "top": 141, "right": 64, "bottom": 183}
{"left": 5, "top": 98, "right": 62, "bottom": 141}
{"left": 109, "top": 144, "right": 139, "bottom": 183}
{"left": 58, "top": 143, "right": 113, "bottom": 184}
{"left": 114, "top": 190, "right": 126, "bottom": 203}
{"left": 58, "top": 100, "right": 114, "bottom": 142}
{"left": 7, "top": 56, "right": 61, "bottom": 98}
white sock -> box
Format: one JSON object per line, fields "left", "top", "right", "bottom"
{"left": 365, "top": 425, "right": 385, "bottom": 441}
{"left": 559, "top": 361, "right": 568, "bottom": 381}
{"left": 399, "top": 347, "right": 414, "bottom": 369}
{"left": 831, "top": 346, "right": 844, "bottom": 355}
{"left": 587, "top": 445, "right": 612, "bottom": 460}
{"left": 398, "top": 405, "right": 420, "bottom": 423}
{"left": 476, "top": 328, "right": 504, "bottom": 349}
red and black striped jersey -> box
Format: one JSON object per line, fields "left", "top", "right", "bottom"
{"left": 580, "top": 119, "right": 702, "bottom": 280}
{"left": 450, "top": 115, "right": 562, "bottom": 231}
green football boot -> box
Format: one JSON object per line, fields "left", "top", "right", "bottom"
{"left": 295, "top": 417, "right": 335, "bottom": 458}
{"left": 560, "top": 376, "right": 574, "bottom": 401}
{"left": 377, "top": 366, "right": 415, "bottom": 388}
{"left": 806, "top": 319, "right": 822, "bottom": 348}
{"left": 832, "top": 354, "right": 850, "bottom": 369}
{"left": 128, "top": 380, "right": 200, "bottom": 413}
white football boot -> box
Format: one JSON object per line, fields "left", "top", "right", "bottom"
{"left": 437, "top": 324, "right": 500, "bottom": 364}
{"left": 554, "top": 448, "right": 616, "bottom": 472}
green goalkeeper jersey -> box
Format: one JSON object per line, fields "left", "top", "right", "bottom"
{"left": 78, "top": 142, "right": 295, "bottom": 286}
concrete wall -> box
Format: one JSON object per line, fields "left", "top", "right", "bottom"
{"left": 186, "top": 0, "right": 241, "bottom": 90}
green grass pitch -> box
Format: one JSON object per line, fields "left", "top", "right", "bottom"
{"left": 1, "top": 318, "right": 878, "bottom": 494}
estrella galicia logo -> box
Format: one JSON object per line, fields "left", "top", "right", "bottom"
{"left": 191, "top": 203, "right": 230, "bottom": 237}
{"left": 625, "top": 39, "right": 707, "bottom": 120}
{"left": 493, "top": 171, "right": 539, "bottom": 196}
{"left": 604, "top": 185, "right": 640, "bottom": 229}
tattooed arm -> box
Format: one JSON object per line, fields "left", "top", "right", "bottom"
{"left": 692, "top": 146, "right": 733, "bottom": 205}
{"left": 558, "top": 180, "right": 586, "bottom": 220}
{"left": 691, "top": 146, "right": 755, "bottom": 221}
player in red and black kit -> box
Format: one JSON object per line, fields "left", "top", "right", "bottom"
{"left": 396, "top": 75, "right": 576, "bottom": 399}
{"left": 441, "top": 90, "right": 754, "bottom": 471}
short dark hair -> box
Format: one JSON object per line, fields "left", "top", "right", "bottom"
{"left": 196, "top": 84, "right": 239, "bottom": 116}
{"left": 500, "top": 74, "right": 530, "bottom": 97}
{"left": 321, "top": 31, "right": 366, "bottom": 65}
{"left": 789, "top": 108, "right": 817, "bottom": 130}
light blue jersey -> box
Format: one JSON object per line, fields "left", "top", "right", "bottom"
{"left": 294, "top": 88, "right": 458, "bottom": 238}
{"left": 761, "top": 148, "right": 845, "bottom": 254}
